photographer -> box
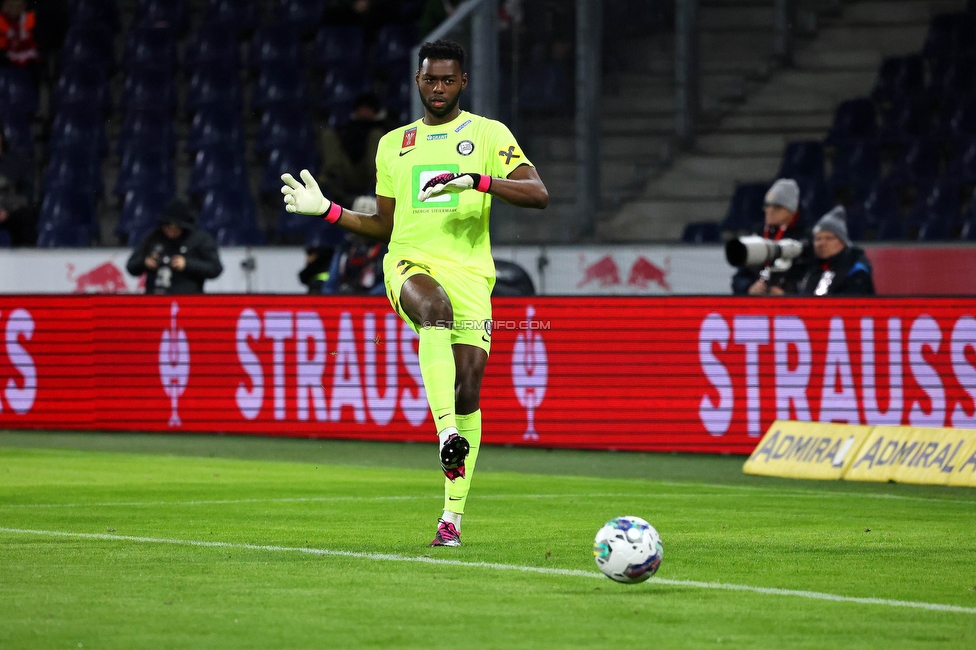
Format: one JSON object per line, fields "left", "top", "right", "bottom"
{"left": 731, "top": 178, "right": 810, "bottom": 296}
{"left": 796, "top": 206, "right": 875, "bottom": 296}
{"left": 126, "top": 200, "right": 223, "bottom": 294}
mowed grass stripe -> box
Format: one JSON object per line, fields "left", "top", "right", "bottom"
{"left": 3, "top": 526, "right": 975, "bottom": 616}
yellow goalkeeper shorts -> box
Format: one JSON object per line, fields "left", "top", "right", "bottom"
{"left": 383, "top": 256, "right": 494, "bottom": 355}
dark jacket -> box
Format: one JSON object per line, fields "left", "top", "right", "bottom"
{"left": 126, "top": 226, "right": 223, "bottom": 294}
{"left": 796, "top": 246, "right": 875, "bottom": 296}
{"left": 731, "top": 217, "right": 812, "bottom": 295}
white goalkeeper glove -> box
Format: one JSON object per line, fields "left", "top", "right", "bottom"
{"left": 281, "top": 169, "right": 342, "bottom": 223}
{"left": 417, "top": 172, "right": 492, "bottom": 202}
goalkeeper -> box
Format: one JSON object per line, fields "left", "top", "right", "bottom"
{"left": 281, "top": 39, "right": 548, "bottom": 547}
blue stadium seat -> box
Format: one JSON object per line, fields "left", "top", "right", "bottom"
{"left": 48, "top": 110, "right": 108, "bottom": 158}
{"left": 36, "top": 222, "right": 93, "bottom": 248}
{"left": 251, "top": 66, "right": 307, "bottom": 113}
{"left": 888, "top": 138, "right": 941, "bottom": 187}
{"left": 721, "top": 183, "right": 767, "bottom": 233}
{"left": 0, "top": 67, "right": 39, "bottom": 118}
{"left": 316, "top": 68, "right": 369, "bottom": 123}
{"left": 43, "top": 151, "right": 104, "bottom": 198}
{"left": 185, "top": 110, "right": 245, "bottom": 155}
{"left": 276, "top": 0, "right": 326, "bottom": 38}
{"left": 116, "top": 188, "right": 172, "bottom": 244}
{"left": 777, "top": 141, "right": 825, "bottom": 182}
{"left": 120, "top": 67, "right": 177, "bottom": 114}
{"left": 0, "top": 228, "right": 11, "bottom": 247}
{"left": 216, "top": 224, "right": 268, "bottom": 246}
{"left": 928, "top": 55, "right": 976, "bottom": 104}
{"left": 859, "top": 178, "right": 900, "bottom": 234}
{"left": 907, "top": 178, "right": 961, "bottom": 230}
{"left": 116, "top": 111, "right": 176, "bottom": 158}
{"left": 124, "top": 26, "right": 177, "bottom": 72}
{"left": 60, "top": 25, "right": 116, "bottom": 75}
{"left": 134, "top": 0, "right": 191, "bottom": 35}
{"left": 255, "top": 107, "right": 314, "bottom": 156}
{"left": 947, "top": 138, "right": 976, "bottom": 186}
{"left": 917, "top": 215, "right": 954, "bottom": 241}
{"left": 52, "top": 66, "right": 112, "bottom": 115}
{"left": 113, "top": 150, "right": 176, "bottom": 198}
{"left": 824, "top": 98, "right": 877, "bottom": 145}
{"left": 203, "top": 0, "right": 259, "bottom": 38}
{"left": 302, "top": 217, "right": 346, "bottom": 248}
{"left": 70, "top": 0, "right": 121, "bottom": 33}
{"left": 185, "top": 66, "right": 243, "bottom": 115}
{"left": 199, "top": 188, "right": 260, "bottom": 234}
{"left": 372, "top": 24, "right": 417, "bottom": 72}
{"left": 872, "top": 54, "right": 925, "bottom": 106}
{"left": 310, "top": 25, "right": 365, "bottom": 72}
{"left": 248, "top": 23, "right": 304, "bottom": 71}
{"left": 187, "top": 148, "right": 249, "bottom": 196}
{"left": 937, "top": 96, "right": 976, "bottom": 140}
{"left": 879, "top": 98, "right": 930, "bottom": 145}
{"left": 183, "top": 24, "right": 242, "bottom": 71}
{"left": 681, "top": 221, "right": 721, "bottom": 243}
{"left": 830, "top": 139, "right": 881, "bottom": 192}
{"left": 799, "top": 177, "right": 832, "bottom": 226}
{"left": 38, "top": 189, "right": 97, "bottom": 231}
{"left": 260, "top": 147, "right": 320, "bottom": 196}
{"left": 2, "top": 113, "right": 33, "bottom": 158}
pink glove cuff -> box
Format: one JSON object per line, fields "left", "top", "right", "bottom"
{"left": 476, "top": 175, "right": 492, "bottom": 192}
{"left": 324, "top": 202, "right": 342, "bottom": 224}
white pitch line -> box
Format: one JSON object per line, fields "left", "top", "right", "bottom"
{"left": 0, "top": 493, "right": 745, "bottom": 509}
{"left": 1, "top": 526, "right": 974, "bottom": 615}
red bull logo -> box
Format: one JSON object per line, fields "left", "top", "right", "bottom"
{"left": 577, "top": 255, "right": 621, "bottom": 288}
{"left": 67, "top": 262, "right": 129, "bottom": 294}
{"left": 628, "top": 256, "right": 671, "bottom": 292}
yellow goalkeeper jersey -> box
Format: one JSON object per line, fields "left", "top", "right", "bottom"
{"left": 375, "top": 111, "right": 532, "bottom": 279}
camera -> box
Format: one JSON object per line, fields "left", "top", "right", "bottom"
{"left": 725, "top": 235, "right": 807, "bottom": 269}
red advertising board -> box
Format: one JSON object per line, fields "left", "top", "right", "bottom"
{"left": 1, "top": 296, "right": 974, "bottom": 454}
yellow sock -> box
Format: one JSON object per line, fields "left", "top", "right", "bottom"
{"left": 418, "top": 326, "right": 456, "bottom": 431}
{"left": 445, "top": 409, "right": 482, "bottom": 514}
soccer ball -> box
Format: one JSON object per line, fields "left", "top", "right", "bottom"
{"left": 592, "top": 516, "right": 663, "bottom": 584}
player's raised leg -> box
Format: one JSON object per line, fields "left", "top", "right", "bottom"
{"left": 397, "top": 273, "right": 469, "bottom": 481}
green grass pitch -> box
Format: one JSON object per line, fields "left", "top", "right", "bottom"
{"left": 1, "top": 431, "right": 975, "bottom": 649}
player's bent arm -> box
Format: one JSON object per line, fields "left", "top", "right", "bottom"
{"left": 487, "top": 164, "right": 548, "bottom": 209}
{"left": 333, "top": 195, "right": 395, "bottom": 243}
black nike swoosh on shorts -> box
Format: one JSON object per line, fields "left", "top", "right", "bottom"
{"left": 438, "top": 413, "right": 449, "bottom": 420}
{"left": 448, "top": 496, "right": 463, "bottom": 500}
{"left": 399, "top": 148, "right": 415, "bottom": 157}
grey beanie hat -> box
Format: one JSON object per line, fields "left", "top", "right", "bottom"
{"left": 765, "top": 178, "right": 800, "bottom": 212}
{"left": 813, "top": 206, "right": 851, "bottom": 246}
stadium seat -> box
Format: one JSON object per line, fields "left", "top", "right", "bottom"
{"left": 2, "top": 113, "right": 34, "bottom": 158}
{"left": 124, "top": 26, "right": 177, "bottom": 72}
{"left": 134, "top": 0, "right": 191, "bottom": 34}
{"left": 116, "top": 188, "right": 172, "bottom": 243}
{"left": 36, "top": 222, "right": 93, "bottom": 247}
{"left": 888, "top": 138, "right": 941, "bottom": 187}
{"left": 947, "top": 138, "right": 976, "bottom": 186}
{"left": 917, "top": 215, "right": 954, "bottom": 241}
{"left": 52, "top": 66, "right": 112, "bottom": 115}
{"left": 248, "top": 23, "right": 304, "bottom": 71}
{"left": 251, "top": 66, "right": 308, "bottom": 113}
{"left": 43, "top": 151, "right": 104, "bottom": 198}
{"left": 924, "top": 13, "right": 976, "bottom": 64}
{"left": 259, "top": 147, "right": 320, "bottom": 196}
{"left": 871, "top": 54, "right": 925, "bottom": 107}
{"left": 316, "top": 68, "right": 369, "bottom": 122}
{"left": 0, "top": 67, "right": 38, "bottom": 118}
{"left": 799, "top": 178, "right": 832, "bottom": 225}
{"left": 116, "top": 111, "right": 176, "bottom": 158}
{"left": 216, "top": 224, "right": 268, "bottom": 246}
{"left": 199, "top": 188, "right": 260, "bottom": 234}
{"left": 60, "top": 25, "right": 116, "bottom": 75}
{"left": 254, "top": 107, "right": 315, "bottom": 156}
{"left": 928, "top": 55, "right": 976, "bottom": 104}
{"left": 183, "top": 24, "right": 242, "bottom": 71}
{"left": 681, "top": 221, "right": 721, "bottom": 243}
{"left": 113, "top": 150, "right": 176, "bottom": 198}
{"left": 824, "top": 98, "right": 877, "bottom": 145}
{"left": 120, "top": 67, "right": 177, "bottom": 114}
{"left": 879, "top": 98, "right": 930, "bottom": 145}
{"left": 203, "top": 0, "right": 259, "bottom": 38}
{"left": 721, "top": 183, "right": 767, "bottom": 233}
{"left": 372, "top": 24, "right": 417, "bottom": 72}
{"left": 38, "top": 189, "right": 97, "bottom": 232}
{"left": 47, "top": 110, "right": 108, "bottom": 158}
{"left": 777, "top": 141, "right": 825, "bottom": 182}
{"left": 859, "top": 178, "right": 900, "bottom": 234}
{"left": 937, "top": 96, "right": 976, "bottom": 140}
{"left": 187, "top": 148, "right": 249, "bottom": 196}
{"left": 276, "top": 0, "right": 326, "bottom": 38}
{"left": 185, "top": 66, "right": 244, "bottom": 115}
{"left": 70, "top": 0, "right": 121, "bottom": 33}
{"left": 829, "top": 139, "right": 881, "bottom": 192}
{"left": 185, "top": 110, "right": 245, "bottom": 155}
{"left": 0, "top": 228, "right": 11, "bottom": 247}
{"left": 302, "top": 217, "right": 346, "bottom": 248}
{"left": 907, "top": 178, "right": 961, "bottom": 230}
{"left": 310, "top": 25, "right": 365, "bottom": 72}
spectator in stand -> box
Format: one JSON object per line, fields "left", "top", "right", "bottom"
{"left": 796, "top": 206, "right": 875, "bottom": 296}
{"left": 0, "top": 0, "right": 40, "bottom": 87}
{"left": 0, "top": 125, "right": 35, "bottom": 246}
{"left": 322, "top": 233, "right": 387, "bottom": 295}
{"left": 317, "top": 92, "right": 386, "bottom": 205}
{"left": 126, "top": 200, "right": 223, "bottom": 295}
{"left": 298, "top": 245, "right": 336, "bottom": 294}
{"left": 732, "top": 178, "right": 811, "bottom": 296}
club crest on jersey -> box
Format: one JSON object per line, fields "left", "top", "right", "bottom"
{"left": 402, "top": 127, "right": 417, "bottom": 149}
{"left": 457, "top": 140, "right": 474, "bottom": 156}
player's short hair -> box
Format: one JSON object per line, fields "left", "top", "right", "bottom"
{"left": 418, "top": 39, "right": 466, "bottom": 71}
